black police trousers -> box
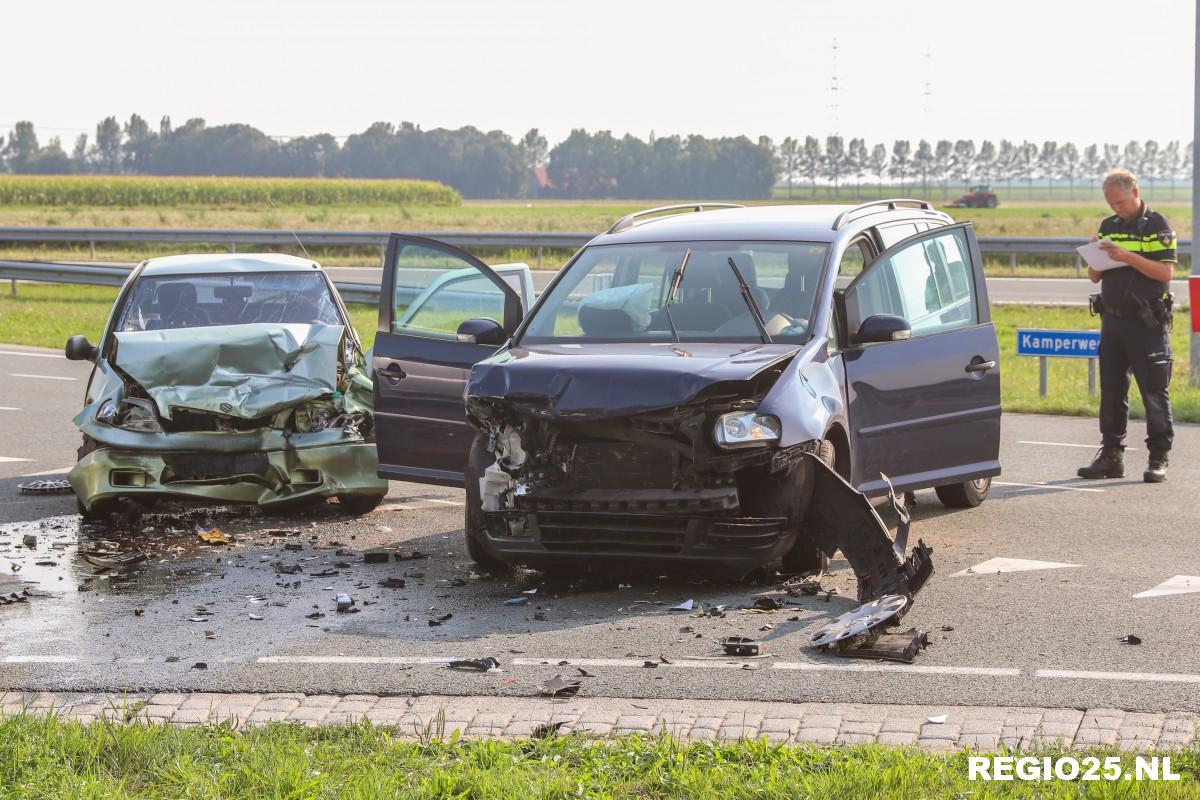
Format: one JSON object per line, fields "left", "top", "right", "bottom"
{"left": 1098, "top": 313, "right": 1174, "bottom": 456}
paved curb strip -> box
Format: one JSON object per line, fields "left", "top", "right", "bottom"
{"left": 2, "top": 692, "right": 1196, "bottom": 750}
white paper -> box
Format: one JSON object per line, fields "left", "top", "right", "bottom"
{"left": 1076, "top": 240, "right": 1125, "bottom": 271}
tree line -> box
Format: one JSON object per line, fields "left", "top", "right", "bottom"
{"left": 1, "top": 116, "right": 1194, "bottom": 200}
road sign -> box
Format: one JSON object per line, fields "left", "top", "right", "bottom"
{"left": 1016, "top": 328, "right": 1100, "bottom": 397}
{"left": 1016, "top": 329, "right": 1100, "bottom": 358}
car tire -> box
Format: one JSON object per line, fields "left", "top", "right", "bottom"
{"left": 986, "top": 197, "right": 998, "bottom": 208}
{"left": 335, "top": 493, "right": 386, "bottom": 515}
{"left": 935, "top": 476, "right": 992, "bottom": 508}
{"left": 464, "top": 434, "right": 511, "bottom": 575}
{"left": 780, "top": 440, "right": 834, "bottom": 574}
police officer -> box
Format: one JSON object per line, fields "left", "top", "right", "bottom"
{"left": 1078, "top": 170, "right": 1175, "bottom": 482}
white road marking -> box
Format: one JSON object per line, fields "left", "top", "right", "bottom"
{"left": 385, "top": 498, "right": 465, "bottom": 510}
{"left": 773, "top": 663, "right": 1020, "bottom": 677}
{"left": 19, "top": 466, "right": 72, "bottom": 477}
{"left": 256, "top": 655, "right": 461, "bottom": 665}
{"left": 0, "top": 406, "right": 18, "bottom": 411}
{"left": 1132, "top": 575, "right": 1200, "bottom": 599}
{"left": 1018, "top": 440, "right": 1138, "bottom": 452}
{"left": 0, "top": 456, "right": 32, "bottom": 463}
{"left": 951, "top": 557, "right": 1082, "bottom": 578}
{"left": 2, "top": 655, "right": 76, "bottom": 664}
{"left": 1036, "top": 669, "right": 1200, "bottom": 684}
{"left": 993, "top": 480, "right": 1105, "bottom": 494}
{"left": 9, "top": 373, "right": 76, "bottom": 381}
{"left": 0, "top": 350, "right": 63, "bottom": 359}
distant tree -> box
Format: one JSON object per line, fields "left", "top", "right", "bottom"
{"left": 22, "top": 136, "right": 73, "bottom": 173}
{"left": 1183, "top": 142, "right": 1194, "bottom": 188}
{"left": 889, "top": 140, "right": 912, "bottom": 192}
{"left": 847, "top": 138, "right": 868, "bottom": 197}
{"left": 823, "top": 135, "right": 846, "bottom": 197}
{"left": 546, "top": 129, "right": 619, "bottom": 198}
{"left": 779, "top": 136, "right": 800, "bottom": 199}
{"left": 951, "top": 139, "right": 975, "bottom": 192}
{"left": 278, "top": 134, "right": 338, "bottom": 176}
{"left": 867, "top": 143, "right": 888, "bottom": 195}
{"left": 794, "top": 136, "right": 821, "bottom": 197}
{"left": 1012, "top": 141, "right": 1038, "bottom": 198}
{"left": 1081, "top": 144, "right": 1102, "bottom": 187}
{"left": 123, "top": 114, "right": 154, "bottom": 172}
{"left": 1056, "top": 142, "right": 1080, "bottom": 199}
{"left": 2, "top": 121, "right": 39, "bottom": 171}
{"left": 159, "top": 116, "right": 172, "bottom": 138}
{"left": 71, "top": 134, "right": 89, "bottom": 167}
{"left": 1103, "top": 143, "right": 1121, "bottom": 174}
{"left": 1140, "top": 139, "right": 1160, "bottom": 192}
{"left": 1037, "top": 141, "right": 1057, "bottom": 194}
{"left": 1122, "top": 140, "right": 1144, "bottom": 175}
{"left": 975, "top": 140, "right": 996, "bottom": 184}
{"left": 1159, "top": 140, "right": 1181, "bottom": 199}
{"left": 933, "top": 139, "right": 953, "bottom": 199}
{"left": 911, "top": 139, "right": 934, "bottom": 195}
{"left": 92, "top": 116, "right": 123, "bottom": 172}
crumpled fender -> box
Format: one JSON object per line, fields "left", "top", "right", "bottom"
{"left": 802, "top": 453, "right": 933, "bottom": 605}
{"left": 758, "top": 339, "right": 845, "bottom": 447}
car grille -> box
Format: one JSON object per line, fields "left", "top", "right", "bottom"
{"left": 162, "top": 451, "right": 270, "bottom": 481}
{"left": 531, "top": 512, "right": 786, "bottom": 554}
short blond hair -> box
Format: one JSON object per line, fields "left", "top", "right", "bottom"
{"left": 1102, "top": 169, "right": 1138, "bottom": 193}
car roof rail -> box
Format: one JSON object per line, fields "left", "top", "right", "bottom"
{"left": 831, "top": 198, "right": 934, "bottom": 231}
{"left": 606, "top": 203, "right": 746, "bottom": 235}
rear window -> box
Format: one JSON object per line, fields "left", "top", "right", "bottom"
{"left": 117, "top": 272, "right": 345, "bottom": 332}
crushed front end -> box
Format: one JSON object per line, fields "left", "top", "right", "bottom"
{"left": 69, "top": 323, "right": 388, "bottom": 513}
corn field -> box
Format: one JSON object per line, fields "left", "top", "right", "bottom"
{"left": 0, "top": 175, "right": 461, "bottom": 207}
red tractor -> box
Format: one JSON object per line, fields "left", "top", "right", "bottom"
{"left": 947, "top": 184, "right": 999, "bottom": 208}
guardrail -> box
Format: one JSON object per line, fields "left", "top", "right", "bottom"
{"left": 0, "top": 259, "right": 384, "bottom": 305}
{"left": 3, "top": 226, "right": 1187, "bottom": 273}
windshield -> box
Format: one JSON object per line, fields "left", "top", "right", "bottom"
{"left": 519, "top": 241, "right": 828, "bottom": 344}
{"left": 116, "top": 271, "right": 345, "bottom": 332}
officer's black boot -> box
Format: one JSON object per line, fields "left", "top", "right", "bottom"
{"left": 1144, "top": 454, "right": 1168, "bottom": 483}
{"left": 1077, "top": 446, "right": 1124, "bottom": 479}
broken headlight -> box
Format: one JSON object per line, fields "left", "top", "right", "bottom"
{"left": 96, "top": 399, "right": 119, "bottom": 425}
{"left": 713, "top": 411, "right": 781, "bottom": 448}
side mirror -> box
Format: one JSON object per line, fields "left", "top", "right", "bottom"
{"left": 456, "top": 318, "right": 507, "bottom": 346}
{"left": 854, "top": 314, "right": 912, "bottom": 344}
{"left": 65, "top": 334, "right": 98, "bottom": 361}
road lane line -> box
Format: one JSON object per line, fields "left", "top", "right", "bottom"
{"left": 256, "top": 656, "right": 462, "bottom": 665}
{"left": 9, "top": 373, "right": 76, "bottom": 381}
{"left": 3, "top": 655, "right": 76, "bottom": 664}
{"left": 772, "top": 663, "right": 1019, "bottom": 676}
{"left": 994, "top": 480, "right": 1105, "bottom": 494}
{"left": 0, "top": 352, "right": 62, "bottom": 362}
{"left": 1018, "top": 440, "right": 1138, "bottom": 451}
{"left": 1036, "top": 669, "right": 1200, "bottom": 684}
{"left": 18, "top": 466, "right": 72, "bottom": 476}
{"left": 0, "top": 456, "right": 32, "bottom": 463}
{"left": 0, "top": 406, "right": 18, "bottom": 411}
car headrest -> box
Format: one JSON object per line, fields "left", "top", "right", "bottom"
{"left": 156, "top": 282, "right": 197, "bottom": 307}
{"left": 578, "top": 304, "right": 635, "bottom": 336}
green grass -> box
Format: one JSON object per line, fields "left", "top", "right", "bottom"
{"left": 0, "top": 175, "right": 460, "bottom": 206}
{"left": 1, "top": 712, "right": 1196, "bottom": 799}
{"left": 5, "top": 284, "right": 1199, "bottom": 423}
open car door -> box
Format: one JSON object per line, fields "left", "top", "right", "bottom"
{"left": 836, "top": 222, "right": 1001, "bottom": 495}
{"left": 373, "top": 234, "right": 525, "bottom": 487}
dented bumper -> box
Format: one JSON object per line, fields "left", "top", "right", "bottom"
{"left": 69, "top": 440, "right": 387, "bottom": 511}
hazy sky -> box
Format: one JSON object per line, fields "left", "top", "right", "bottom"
{"left": 4, "top": 0, "right": 1194, "bottom": 147}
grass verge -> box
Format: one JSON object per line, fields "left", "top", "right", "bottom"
{"left": 1, "top": 713, "right": 1196, "bottom": 799}
{"left": 3, "top": 286, "right": 1197, "bottom": 423}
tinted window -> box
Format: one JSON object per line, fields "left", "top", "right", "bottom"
{"left": 117, "top": 272, "right": 343, "bottom": 332}
{"left": 847, "top": 228, "right": 976, "bottom": 337}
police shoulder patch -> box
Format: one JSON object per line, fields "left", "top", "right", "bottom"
{"left": 1158, "top": 229, "right": 1176, "bottom": 247}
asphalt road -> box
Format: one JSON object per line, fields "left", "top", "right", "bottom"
{"left": 1, "top": 345, "right": 1197, "bottom": 712}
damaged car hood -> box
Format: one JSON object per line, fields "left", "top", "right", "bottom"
{"left": 470, "top": 342, "right": 802, "bottom": 418}
{"left": 112, "top": 323, "right": 345, "bottom": 420}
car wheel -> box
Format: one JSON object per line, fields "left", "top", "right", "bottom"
{"left": 986, "top": 197, "right": 998, "bottom": 208}
{"left": 934, "top": 476, "right": 992, "bottom": 508}
{"left": 780, "top": 440, "right": 834, "bottom": 574}
{"left": 335, "top": 493, "right": 386, "bottom": 515}
{"left": 464, "top": 434, "right": 511, "bottom": 574}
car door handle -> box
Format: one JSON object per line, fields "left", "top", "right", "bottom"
{"left": 965, "top": 360, "right": 996, "bottom": 373}
{"left": 381, "top": 363, "right": 407, "bottom": 385}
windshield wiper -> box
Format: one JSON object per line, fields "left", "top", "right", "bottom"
{"left": 727, "top": 256, "right": 772, "bottom": 343}
{"left": 661, "top": 248, "right": 691, "bottom": 344}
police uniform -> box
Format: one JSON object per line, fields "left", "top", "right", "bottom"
{"left": 1095, "top": 202, "right": 1175, "bottom": 460}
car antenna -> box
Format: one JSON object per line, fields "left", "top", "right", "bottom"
{"left": 267, "top": 195, "right": 311, "bottom": 260}
{"left": 661, "top": 248, "right": 690, "bottom": 344}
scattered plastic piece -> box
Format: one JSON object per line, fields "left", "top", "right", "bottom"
{"left": 504, "top": 596, "right": 531, "bottom": 606}
{"left": 720, "top": 636, "right": 761, "bottom": 656}
{"left": 83, "top": 551, "right": 147, "bottom": 571}
{"left": 428, "top": 613, "right": 452, "bottom": 626}
{"left": 750, "top": 596, "right": 785, "bottom": 611}
{"left": 539, "top": 675, "right": 582, "bottom": 697}
{"left": 364, "top": 551, "right": 390, "bottom": 564}
{"left": 448, "top": 657, "right": 501, "bottom": 671}
{"left": 273, "top": 561, "right": 302, "bottom": 575}
{"left": 335, "top": 593, "right": 355, "bottom": 612}
{"left": 21, "top": 535, "right": 37, "bottom": 548}
{"left": 378, "top": 578, "right": 406, "bottom": 588}
{"left": 926, "top": 714, "right": 948, "bottom": 724}
{"left": 1119, "top": 634, "right": 1142, "bottom": 645}
{"left": 249, "top": 613, "right": 264, "bottom": 621}
{"left": 670, "top": 599, "right": 695, "bottom": 612}
{"left": 394, "top": 549, "right": 429, "bottom": 561}
{"left": 196, "top": 525, "right": 229, "bottom": 545}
